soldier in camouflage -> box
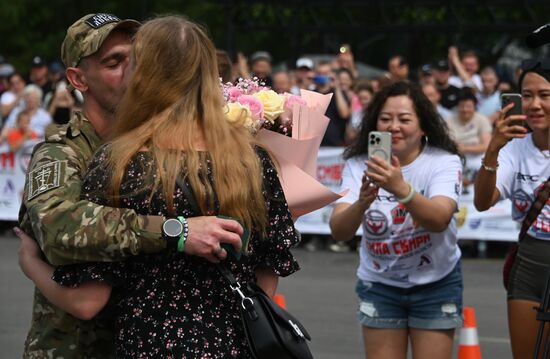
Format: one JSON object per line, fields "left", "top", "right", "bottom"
{"left": 16, "top": 13, "right": 243, "bottom": 359}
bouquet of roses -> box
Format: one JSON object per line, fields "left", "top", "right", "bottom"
{"left": 222, "top": 78, "right": 346, "bottom": 219}
{"left": 222, "top": 77, "right": 306, "bottom": 136}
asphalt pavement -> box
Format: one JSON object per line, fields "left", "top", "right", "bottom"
{"left": 0, "top": 232, "right": 513, "bottom": 359}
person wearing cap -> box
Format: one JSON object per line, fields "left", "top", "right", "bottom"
{"left": 29, "top": 56, "right": 53, "bottom": 103}
{"left": 249, "top": 50, "right": 273, "bottom": 87}
{"left": 19, "top": 14, "right": 299, "bottom": 358}
{"left": 291, "top": 56, "right": 315, "bottom": 95}
{"left": 433, "top": 58, "right": 461, "bottom": 110}
{"left": 16, "top": 13, "right": 244, "bottom": 359}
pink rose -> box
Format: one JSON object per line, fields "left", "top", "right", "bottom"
{"left": 228, "top": 86, "right": 243, "bottom": 102}
{"left": 237, "top": 95, "right": 264, "bottom": 120}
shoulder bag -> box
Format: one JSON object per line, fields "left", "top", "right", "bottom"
{"left": 217, "top": 264, "right": 313, "bottom": 359}
{"left": 175, "top": 175, "right": 314, "bottom": 358}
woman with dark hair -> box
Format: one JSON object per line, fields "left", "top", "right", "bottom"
{"left": 474, "top": 60, "right": 550, "bottom": 358}
{"left": 17, "top": 15, "right": 300, "bottom": 358}
{"left": 330, "top": 81, "right": 463, "bottom": 359}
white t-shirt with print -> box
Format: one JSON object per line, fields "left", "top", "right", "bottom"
{"left": 337, "top": 146, "right": 463, "bottom": 288}
{"left": 496, "top": 134, "right": 550, "bottom": 240}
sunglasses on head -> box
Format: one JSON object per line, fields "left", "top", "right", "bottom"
{"left": 520, "top": 58, "right": 550, "bottom": 71}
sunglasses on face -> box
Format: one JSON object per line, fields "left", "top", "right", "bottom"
{"left": 520, "top": 58, "right": 550, "bottom": 71}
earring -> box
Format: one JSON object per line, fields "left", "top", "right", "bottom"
{"left": 423, "top": 135, "right": 429, "bottom": 145}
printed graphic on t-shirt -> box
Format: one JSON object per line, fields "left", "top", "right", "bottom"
{"left": 529, "top": 183, "right": 550, "bottom": 239}
{"left": 512, "top": 189, "right": 532, "bottom": 220}
{"left": 365, "top": 209, "right": 389, "bottom": 236}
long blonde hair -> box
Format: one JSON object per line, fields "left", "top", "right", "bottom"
{"left": 106, "top": 15, "right": 267, "bottom": 232}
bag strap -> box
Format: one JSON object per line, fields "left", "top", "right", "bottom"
{"left": 519, "top": 176, "right": 550, "bottom": 241}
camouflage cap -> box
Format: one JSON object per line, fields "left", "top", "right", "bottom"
{"left": 61, "top": 13, "right": 140, "bottom": 68}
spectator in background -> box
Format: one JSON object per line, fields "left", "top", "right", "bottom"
{"left": 477, "top": 66, "right": 501, "bottom": 122}
{"left": 448, "top": 47, "right": 483, "bottom": 92}
{"left": 418, "top": 63, "right": 436, "bottom": 86}
{"left": 291, "top": 57, "right": 315, "bottom": 94}
{"left": 422, "top": 82, "right": 452, "bottom": 121}
{"left": 433, "top": 59, "right": 461, "bottom": 110}
{"left": 0, "top": 55, "right": 15, "bottom": 95}
{"left": 337, "top": 68, "right": 359, "bottom": 112}
{"left": 216, "top": 49, "right": 233, "bottom": 83}
{"left": 1, "top": 72, "right": 26, "bottom": 121}
{"left": 335, "top": 43, "right": 358, "bottom": 78}
{"left": 387, "top": 55, "right": 410, "bottom": 82}
{"left": 315, "top": 61, "right": 351, "bottom": 147}
{"left": 29, "top": 56, "right": 53, "bottom": 103}
{"left": 272, "top": 70, "right": 292, "bottom": 94}
{"left": 3, "top": 84, "right": 52, "bottom": 138}
{"left": 6, "top": 109, "right": 38, "bottom": 151}
{"left": 249, "top": 50, "right": 273, "bottom": 87}
{"left": 48, "top": 80, "right": 74, "bottom": 125}
{"left": 446, "top": 88, "right": 492, "bottom": 156}
{"left": 347, "top": 81, "right": 374, "bottom": 149}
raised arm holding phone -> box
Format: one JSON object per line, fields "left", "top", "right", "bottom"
{"left": 474, "top": 59, "right": 550, "bottom": 359}
{"left": 330, "top": 81, "right": 463, "bottom": 359}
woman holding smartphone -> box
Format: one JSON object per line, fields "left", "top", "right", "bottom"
{"left": 474, "top": 59, "right": 550, "bottom": 358}
{"left": 330, "top": 81, "right": 463, "bottom": 359}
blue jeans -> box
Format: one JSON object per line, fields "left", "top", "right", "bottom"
{"left": 355, "top": 262, "right": 463, "bottom": 329}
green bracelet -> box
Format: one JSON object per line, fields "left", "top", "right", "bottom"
{"left": 397, "top": 182, "right": 415, "bottom": 204}
{"left": 176, "top": 216, "right": 188, "bottom": 252}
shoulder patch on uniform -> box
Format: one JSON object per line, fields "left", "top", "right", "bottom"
{"left": 27, "top": 161, "right": 65, "bottom": 201}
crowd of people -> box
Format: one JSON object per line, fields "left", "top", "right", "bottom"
{"left": 3, "top": 10, "right": 549, "bottom": 359}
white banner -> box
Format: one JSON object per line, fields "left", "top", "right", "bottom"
{"left": 295, "top": 148, "right": 519, "bottom": 242}
{"left": 0, "top": 140, "right": 40, "bottom": 221}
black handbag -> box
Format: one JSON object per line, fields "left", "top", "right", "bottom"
{"left": 217, "top": 264, "right": 314, "bottom": 359}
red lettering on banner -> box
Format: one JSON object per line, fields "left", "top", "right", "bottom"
{"left": 0, "top": 152, "right": 15, "bottom": 169}
{"left": 392, "top": 234, "right": 431, "bottom": 255}
{"left": 367, "top": 242, "right": 390, "bottom": 255}
{"left": 316, "top": 164, "right": 343, "bottom": 182}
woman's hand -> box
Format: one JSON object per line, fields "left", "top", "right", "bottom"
{"left": 365, "top": 155, "right": 410, "bottom": 199}
{"left": 489, "top": 103, "right": 528, "bottom": 152}
{"left": 357, "top": 173, "right": 379, "bottom": 211}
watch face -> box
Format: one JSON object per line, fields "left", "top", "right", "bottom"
{"left": 163, "top": 218, "right": 183, "bottom": 237}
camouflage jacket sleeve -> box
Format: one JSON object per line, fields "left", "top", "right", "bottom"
{"left": 19, "top": 142, "right": 165, "bottom": 265}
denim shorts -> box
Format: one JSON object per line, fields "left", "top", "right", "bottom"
{"left": 355, "top": 262, "right": 463, "bottom": 330}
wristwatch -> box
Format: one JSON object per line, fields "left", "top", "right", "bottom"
{"left": 162, "top": 218, "right": 184, "bottom": 251}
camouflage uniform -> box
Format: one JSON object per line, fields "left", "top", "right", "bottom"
{"left": 19, "top": 111, "right": 166, "bottom": 358}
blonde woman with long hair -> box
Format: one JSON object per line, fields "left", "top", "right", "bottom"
{"left": 18, "top": 15, "right": 300, "bottom": 358}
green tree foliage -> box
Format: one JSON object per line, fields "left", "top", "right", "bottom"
{"left": 0, "top": 0, "right": 547, "bottom": 77}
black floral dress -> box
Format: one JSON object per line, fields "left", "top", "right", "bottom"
{"left": 53, "top": 146, "right": 300, "bottom": 359}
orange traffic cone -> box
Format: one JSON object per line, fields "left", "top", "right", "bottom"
{"left": 458, "top": 306, "right": 482, "bottom": 359}
{"left": 273, "top": 293, "right": 286, "bottom": 309}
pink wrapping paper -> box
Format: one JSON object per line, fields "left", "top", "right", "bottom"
{"left": 258, "top": 90, "right": 347, "bottom": 219}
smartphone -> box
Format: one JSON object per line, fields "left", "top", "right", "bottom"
{"left": 368, "top": 131, "right": 392, "bottom": 164}
{"left": 217, "top": 215, "right": 250, "bottom": 260}
{"left": 501, "top": 93, "right": 525, "bottom": 127}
